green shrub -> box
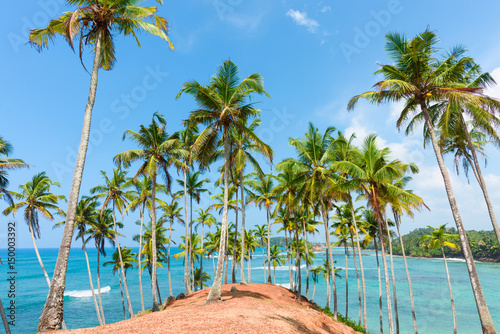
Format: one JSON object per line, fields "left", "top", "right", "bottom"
{"left": 322, "top": 307, "right": 367, "bottom": 333}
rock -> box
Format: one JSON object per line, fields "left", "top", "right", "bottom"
{"left": 230, "top": 286, "right": 238, "bottom": 292}
{"left": 176, "top": 293, "right": 186, "bottom": 300}
{"left": 162, "top": 296, "right": 175, "bottom": 309}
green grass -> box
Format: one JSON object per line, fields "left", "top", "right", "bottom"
{"left": 322, "top": 307, "right": 368, "bottom": 333}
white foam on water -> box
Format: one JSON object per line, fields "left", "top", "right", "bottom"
{"left": 64, "top": 286, "right": 111, "bottom": 298}
{"left": 447, "top": 258, "right": 466, "bottom": 262}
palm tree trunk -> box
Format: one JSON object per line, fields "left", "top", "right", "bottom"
{"left": 262, "top": 240, "right": 266, "bottom": 283}
{"left": 29, "top": 225, "right": 67, "bottom": 330}
{"left": 312, "top": 280, "right": 316, "bottom": 302}
{"left": 240, "top": 171, "right": 248, "bottom": 284}
{"left": 118, "top": 270, "right": 126, "bottom": 320}
{"left": 286, "top": 230, "right": 292, "bottom": 288}
{"left": 82, "top": 242, "right": 103, "bottom": 325}
{"left": 111, "top": 202, "right": 134, "bottom": 317}
{"left": 351, "top": 238, "right": 361, "bottom": 326}
{"left": 97, "top": 251, "right": 105, "bottom": 324}
{"left": 232, "top": 183, "right": 238, "bottom": 284}
{"left": 37, "top": 28, "right": 103, "bottom": 334}
{"left": 156, "top": 277, "right": 162, "bottom": 305}
{"left": 420, "top": 101, "right": 495, "bottom": 333}
{"left": 206, "top": 126, "right": 230, "bottom": 303}
{"left": 190, "top": 196, "right": 194, "bottom": 291}
{"left": 248, "top": 254, "right": 252, "bottom": 283}
{"left": 0, "top": 297, "right": 11, "bottom": 334}
{"left": 150, "top": 172, "right": 160, "bottom": 311}
{"left": 274, "top": 266, "right": 276, "bottom": 284}
{"left": 441, "top": 246, "right": 457, "bottom": 334}
{"left": 138, "top": 204, "right": 145, "bottom": 311}
{"left": 302, "top": 218, "right": 310, "bottom": 299}
{"left": 384, "top": 214, "right": 399, "bottom": 334}
{"left": 266, "top": 209, "right": 272, "bottom": 284}
{"left": 459, "top": 113, "right": 500, "bottom": 246}
{"left": 295, "top": 227, "right": 301, "bottom": 300}
{"left": 394, "top": 214, "right": 418, "bottom": 334}
{"left": 374, "top": 238, "right": 383, "bottom": 334}
{"left": 321, "top": 200, "right": 337, "bottom": 319}
{"left": 168, "top": 218, "right": 173, "bottom": 297}
{"left": 200, "top": 223, "right": 204, "bottom": 291}
{"left": 344, "top": 244, "right": 349, "bottom": 318}
{"left": 183, "top": 169, "right": 192, "bottom": 295}
{"left": 224, "top": 227, "right": 229, "bottom": 285}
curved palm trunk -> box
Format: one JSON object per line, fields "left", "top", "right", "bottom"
{"left": 118, "top": 270, "right": 126, "bottom": 320}
{"left": 350, "top": 238, "right": 361, "bottom": 326}
{"left": 232, "top": 184, "right": 238, "bottom": 284}
{"left": 374, "top": 238, "right": 383, "bottom": 334}
{"left": 29, "top": 225, "right": 67, "bottom": 330}
{"left": 344, "top": 244, "right": 349, "bottom": 318}
{"left": 395, "top": 214, "right": 418, "bottom": 334}
{"left": 266, "top": 209, "right": 272, "bottom": 284}
{"left": 441, "top": 246, "right": 457, "bottom": 334}
{"left": 321, "top": 200, "right": 337, "bottom": 319}
{"left": 302, "top": 218, "right": 310, "bottom": 299}
{"left": 37, "top": 30, "right": 103, "bottom": 333}
{"left": 138, "top": 204, "right": 145, "bottom": 311}
{"left": 240, "top": 172, "right": 248, "bottom": 284}
{"left": 295, "top": 227, "right": 301, "bottom": 300}
{"left": 459, "top": 113, "right": 500, "bottom": 246}
{"left": 420, "top": 102, "right": 495, "bottom": 333}
{"left": 82, "top": 242, "right": 103, "bottom": 325}
{"left": 312, "top": 280, "right": 317, "bottom": 302}
{"left": 183, "top": 170, "right": 192, "bottom": 295}
{"left": 384, "top": 214, "right": 399, "bottom": 334}
{"left": 111, "top": 203, "right": 134, "bottom": 317}
{"left": 97, "top": 251, "right": 105, "bottom": 324}
{"left": 349, "top": 202, "right": 367, "bottom": 333}
{"left": 0, "top": 297, "right": 11, "bottom": 334}
{"left": 168, "top": 218, "right": 173, "bottom": 296}
{"left": 200, "top": 223, "right": 205, "bottom": 291}
{"left": 206, "top": 126, "right": 230, "bottom": 303}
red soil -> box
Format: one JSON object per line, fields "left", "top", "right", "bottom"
{"left": 54, "top": 283, "right": 359, "bottom": 334}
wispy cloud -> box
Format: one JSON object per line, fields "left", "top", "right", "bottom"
{"left": 321, "top": 6, "right": 331, "bottom": 13}
{"left": 286, "top": 9, "right": 319, "bottom": 33}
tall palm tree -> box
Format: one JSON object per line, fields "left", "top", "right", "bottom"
{"left": 277, "top": 123, "right": 339, "bottom": 316}
{"left": 85, "top": 207, "right": 119, "bottom": 324}
{"left": 247, "top": 174, "right": 276, "bottom": 284}
{"left": 254, "top": 224, "right": 269, "bottom": 282}
{"left": 310, "top": 266, "right": 323, "bottom": 303}
{"left": 115, "top": 112, "right": 186, "bottom": 311}
{"left": 3, "top": 172, "right": 65, "bottom": 328}
{"left": 244, "top": 229, "right": 259, "bottom": 283}
{"left": 31, "top": 2, "right": 173, "bottom": 328}
{"left": 348, "top": 30, "right": 497, "bottom": 333}
{"left": 160, "top": 195, "right": 184, "bottom": 296}
{"left": 0, "top": 136, "right": 28, "bottom": 206}
{"left": 178, "top": 59, "right": 269, "bottom": 303}
{"left": 193, "top": 267, "right": 212, "bottom": 289}
{"left": 91, "top": 169, "right": 134, "bottom": 317}
{"left": 421, "top": 225, "right": 460, "bottom": 334}
{"left": 333, "top": 225, "right": 351, "bottom": 319}
{"left": 266, "top": 245, "right": 285, "bottom": 284}
{"left": 174, "top": 233, "right": 202, "bottom": 291}
{"left": 193, "top": 208, "right": 216, "bottom": 290}
{"left": 103, "top": 247, "right": 137, "bottom": 320}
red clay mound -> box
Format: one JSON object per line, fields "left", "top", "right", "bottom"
{"left": 55, "top": 283, "right": 359, "bottom": 334}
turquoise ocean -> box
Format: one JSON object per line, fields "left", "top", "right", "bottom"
{"left": 0, "top": 247, "right": 499, "bottom": 333}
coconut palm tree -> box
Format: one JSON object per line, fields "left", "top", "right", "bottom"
{"left": 90, "top": 169, "right": 135, "bottom": 317}
{"left": 115, "top": 112, "right": 186, "bottom": 311}
{"left": 348, "top": 30, "right": 497, "bottom": 333}
{"left": 333, "top": 225, "right": 352, "bottom": 319}
{"left": 86, "top": 208, "right": 120, "bottom": 324}
{"left": 174, "top": 233, "right": 202, "bottom": 291}
{"left": 193, "top": 267, "right": 211, "bottom": 289}
{"left": 0, "top": 136, "right": 28, "bottom": 206}
{"left": 178, "top": 59, "right": 269, "bottom": 303}
{"left": 244, "top": 229, "right": 259, "bottom": 283}
{"left": 311, "top": 266, "right": 323, "bottom": 303}
{"left": 31, "top": 1, "right": 173, "bottom": 328}
{"left": 193, "top": 208, "right": 216, "bottom": 290}
{"left": 103, "top": 247, "right": 137, "bottom": 320}
{"left": 160, "top": 195, "right": 184, "bottom": 296}
{"left": 3, "top": 172, "right": 66, "bottom": 328}
{"left": 254, "top": 224, "right": 269, "bottom": 283}
{"left": 265, "top": 245, "right": 286, "bottom": 284}
{"left": 421, "top": 225, "right": 460, "bottom": 334}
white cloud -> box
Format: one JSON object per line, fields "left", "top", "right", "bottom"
{"left": 225, "top": 13, "right": 263, "bottom": 31}
{"left": 485, "top": 67, "right": 500, "bottom": 99}
{"left": 321, "top": 6, "right": 331, "bottom": 13}
{"left": 286, "top": 9, "right": 319, "bottom": 33}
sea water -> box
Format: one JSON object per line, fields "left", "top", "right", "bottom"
{"left": 0, "top": 247, "right": 498, "bottom": 333}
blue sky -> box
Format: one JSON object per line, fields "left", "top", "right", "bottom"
{"left": 2, "top": 0, "right": 500, "bottom": 248}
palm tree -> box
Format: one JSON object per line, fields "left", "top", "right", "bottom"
{"left": 333, "top": 225, "right": 351, "bottom": 319}
{"left": 247, "top": 174, "right": 276, "bottom": 285}
{"left": 175, "top": 234, "right": 202, "bottom": 291}
{"left": 266, "top": 245, "right": 286, "bottom": 284}
{"left": 103, "top": 247, "right": 137, "bottom": 320}
{"left": 254, "top": 224, "right": 269, "bottom": 283}
{"left": 193, "top": 208, "right": 216, "bottom": 290}
{"left": 193, "top": 267, "right": 211, "bottom": 289}
{"left": 277, "top": 123, "right": 339, "bottom": 316}
{"left": 0, "top": 136, "right": 28, "bottom": 206}
{"left": 178, "top": 59, "right": 269, "bottom": 303}
{"left": 421, "top": 225, "right": 460, "bottom": 334}
{"left": 31, "top": 2, "right": 173, "bottom": 328}
{"left": 85, "top": 208, "right": 119, "bottom": 325}
{"left": 115, "top": 112, "right": 186, "bottom": 311}
{"left": 91, "top": 169, "right": 134, "bottom": 317}
{"left": 244, "top": 229, "right": 259, "bottom": 283}
{"left": 3, "top": 172, "right": 65, "bottom": 328}
{"left": 310, "top": 266, "right": 324, "bottom": 303}
{"left": 160, "top": 195, "right": 184, "bottom": 297}
{"left": 348, "top": 30, "right": 497, "bottom": 333}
